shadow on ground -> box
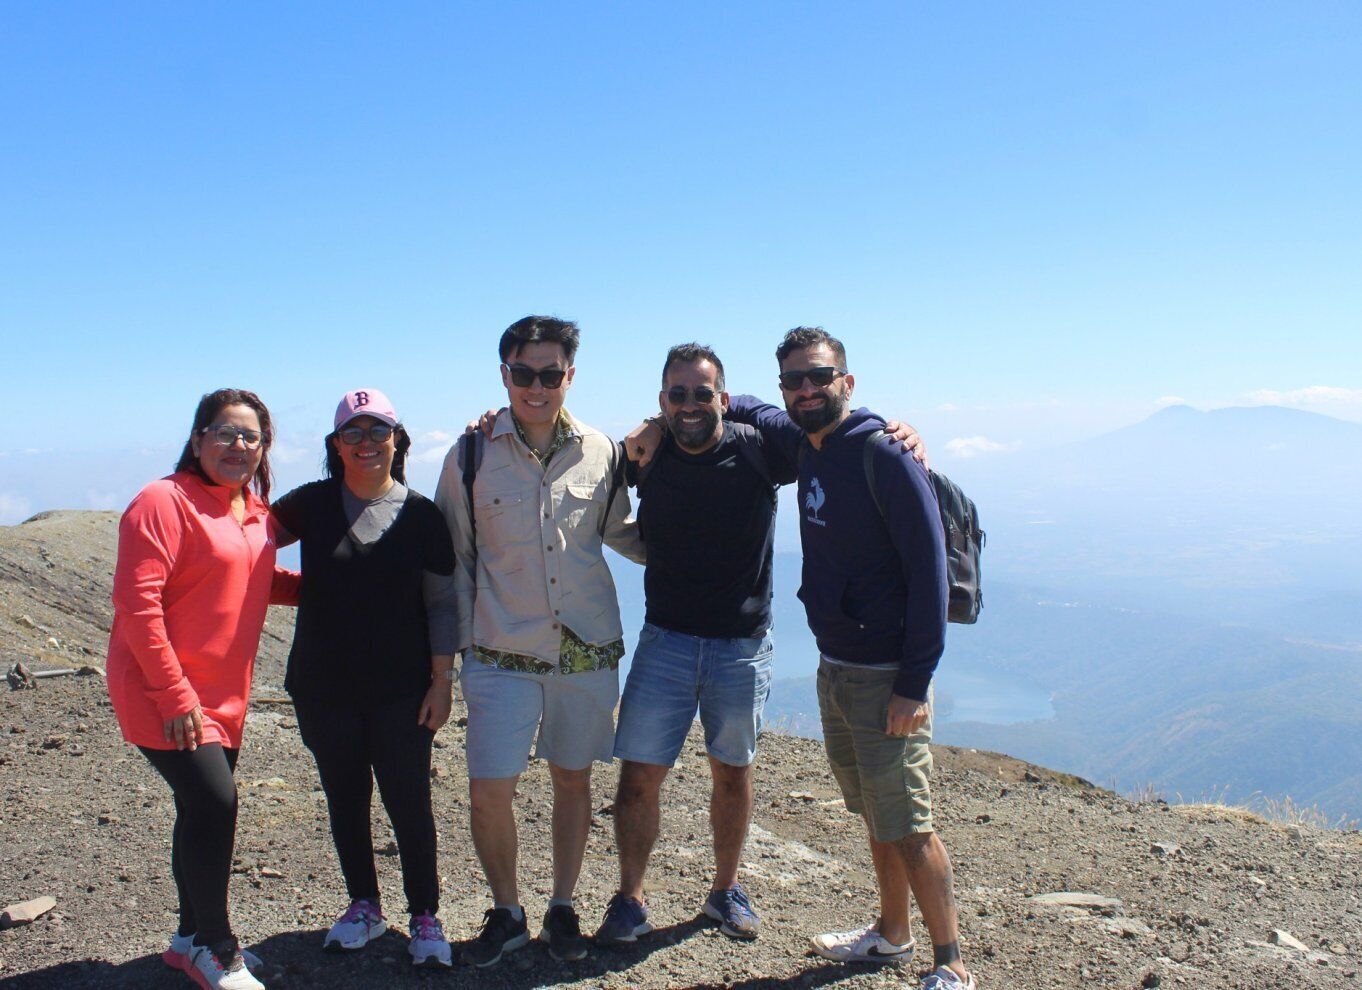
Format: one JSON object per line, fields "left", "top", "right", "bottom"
{"left": 4, "top": 921, "right": 875, "bottom": 990}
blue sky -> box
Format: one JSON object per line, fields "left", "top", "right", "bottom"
{"left": 2, "top": 1, "right": 1360, "bottom": 519}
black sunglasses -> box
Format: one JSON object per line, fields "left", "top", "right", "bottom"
{"left": 506, "top": 364, "right": 567, "bottom": 389}
{"left": 339, "top": 423, "right": 394, "bottom": 445}
{"left": 665, "top": 385, "right": 718, "bottom": 406}
{"left": 777, "top": 366, "right": 848, "bottom": 391}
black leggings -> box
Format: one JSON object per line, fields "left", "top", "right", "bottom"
{"left": 139, "top": 743, "right": 240, "bottom": 946}
{"left": 293, "top": 692, "right": 438, "bottom": 916}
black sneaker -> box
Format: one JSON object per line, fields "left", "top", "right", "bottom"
{"left": 464, "top": 907, "right": 530, "bottom": 968}
{"left": 539, "top": 903, "right": 588, "bottom": 962}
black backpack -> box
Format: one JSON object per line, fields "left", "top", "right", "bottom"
{"left": 860, "top": 434, "right": 985, "bottom": 624}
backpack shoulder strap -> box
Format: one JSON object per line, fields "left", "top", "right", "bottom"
{"left": 599, "top": 439, "right": 626, "bottom": 538}
{"left": 862, "top": 432, "right": 889, "bottom": 522}
{"left": 460, "top": 432, "right": 484, "bottom": 548}
{"left": 728, "top": 422, "right": 774, "bottom": 489}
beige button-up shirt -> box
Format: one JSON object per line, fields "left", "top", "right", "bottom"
{"left": 434, "top": 408, "right": 646, "bottom": 667}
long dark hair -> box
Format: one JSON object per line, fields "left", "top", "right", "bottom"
{"left": 324, "top": 424, "right": 411, "bottom": 484}
{"left": 175, "top": 388, "right": 275, "bottom": 501}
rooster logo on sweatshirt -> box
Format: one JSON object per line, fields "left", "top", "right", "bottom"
{"left": 804, "top": 477, "right": 827, "bottom": 527}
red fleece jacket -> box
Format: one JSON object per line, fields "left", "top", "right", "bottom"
{"left": 107, "top": 471, "right": 299, "bottom": 750}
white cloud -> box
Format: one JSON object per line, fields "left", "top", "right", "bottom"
{"left": 419, "top": 430, "right": 454, "bottom": 444}
{"left": 935, "top": 403, "right": 959, "bottom": 413}
{"left": 943, "top": 436, "right": 1021, "bottom": 458}
{"left": 0, "top": 492, "right": 32, "bottom": 524}
{"left": 1155, "top": 396, "right": 1187, "bottom": 407}
{"left": 1245, "top": 385, "right": 1362, "bottom": 408}
{"left": 412, "top": 444, "right": 455, "bottom": 464}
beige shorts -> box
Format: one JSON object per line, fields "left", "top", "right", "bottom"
{"left": 460, "top": 657, "right": 618, "bottom": 778}
{"left": 816, "top": 660, "right": 934, "bottom": 841}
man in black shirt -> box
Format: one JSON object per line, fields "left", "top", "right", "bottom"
{"left": 596, "top": 343, "right": 793, "bottom": 945}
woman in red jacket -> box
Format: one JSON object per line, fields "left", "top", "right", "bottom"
{"left": 107, "top": 388, "right": 298, "bottom": 990}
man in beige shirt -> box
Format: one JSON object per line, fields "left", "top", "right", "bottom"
{"left": 434, "top": 315, "right": 645, "bottom": 967}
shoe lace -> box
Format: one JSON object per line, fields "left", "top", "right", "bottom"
{"left": 340, "top": 899, "right": 379, "bottom": 925}
{"left": 605, "top": 892, "right": 640, "bottom": 922}
{"left": 726, "top": 885, "right": 752, "bottom": 910}
{"left": 410, "top": 912, "right": 444, "bottom": 941}
{"left": 477, "top": 908, "right": 512, "bottom": 942}
{"left": 921, "top": 970, "right": 962, "bottom": 990}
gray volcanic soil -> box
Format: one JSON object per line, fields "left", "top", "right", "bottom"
{"left": 2, "top": 511, "right": 1360, "bottom": 989}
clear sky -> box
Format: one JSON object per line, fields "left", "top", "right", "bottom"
{"left": 3, "top": 1, "right": 1360, "bottom": 516}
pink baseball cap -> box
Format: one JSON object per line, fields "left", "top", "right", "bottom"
{"left": 334, "top": 388, "right": 399, "bottom": 430}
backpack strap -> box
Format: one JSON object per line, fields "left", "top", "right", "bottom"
{"left": 460, "top": 432, "right": 484, "bottom": 549}
{"left": 862, "top": 432, "right": 889, "bottom": 522}
{"left": 729, "top": 423, "right": 775, "bottom": 492}
{"left": 599, "top": 439, "right": 626, "bottom": 538}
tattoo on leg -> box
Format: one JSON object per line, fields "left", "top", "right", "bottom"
{"left": 894, "top": 834, "right": 930, "bottom": 868}
{"left": 932, "top": 940, "right": 962, "bottom": 969}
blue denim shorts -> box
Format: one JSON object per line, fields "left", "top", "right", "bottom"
{"left": 614, "top": 622, "right": 774, "bottom": 768}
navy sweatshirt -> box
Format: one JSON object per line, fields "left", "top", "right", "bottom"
{"left": 727, "top": 396, "right": 948, "bottom": 700}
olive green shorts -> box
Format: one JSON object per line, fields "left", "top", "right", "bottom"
{"left": 815, "top": 660, "right": 934, "bottom": 841}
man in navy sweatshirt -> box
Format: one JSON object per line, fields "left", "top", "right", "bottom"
{"left": 726, "top": 327, "right": 974, "bottom": 990}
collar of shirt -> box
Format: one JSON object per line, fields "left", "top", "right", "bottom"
{"left": 178, "top": 470, "right": 268, "bottom": 519}
{"left": 499, "top": 409, "right": 577, "bottom": 465}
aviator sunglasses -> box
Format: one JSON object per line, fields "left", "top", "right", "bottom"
{"left": 505, "top": 364, "right": 568, "bottom": 389}
{"left": 338, "top": 423, "right": 395, "bottom": 445}
{"left": 665, "top": 384, "right": 718, "bottom": 405}
{"left": 777, "top": 366, "right": 848, "bottom": 391}
{"left": 200, "top": 425, "right": 265, "bottom": 449}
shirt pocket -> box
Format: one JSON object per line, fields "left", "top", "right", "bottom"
{"left": 558, "top": 482, "right": 600, "bottom": 536}
{"left": 473, "top": 490, "right": 533, "bottom": 548}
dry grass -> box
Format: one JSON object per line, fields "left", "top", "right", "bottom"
{"left": 1121, "top": 778, "right": 1358, "bottom": 831}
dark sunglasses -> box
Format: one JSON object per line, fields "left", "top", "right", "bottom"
{"left": 338, "top": 423, "right": 394, "bottom": 445}
{"left": 506, "top": 364, "right": 567, "bottom": 389}
{"left": 777, "top": 366, "right": 848, "bottom": 391}
{"left": 201, "top": 425, "right": 265, "bottom": 449}
{"left": 665, "top": 385, "right": 718, "bottom": 405}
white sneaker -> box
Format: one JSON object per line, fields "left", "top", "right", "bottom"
{"left": 810, "top": 923, "right": 915, "bottom": 964}
{"left": 407, "top": 912, "right": 453, "bottom": 968}
{"left": 185, "top": 942, "right": 265, "bottom": 990}
{"left": 921, "top": 965, "right": 977, "bottom": 989}
{"left": 164, "top": 933, "right": 263, "bottom": 974}
{"left": 323, "top": 898, "right": 386, "bottom": 951}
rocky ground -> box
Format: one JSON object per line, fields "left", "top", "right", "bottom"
{"left": 2, "top": 511, "right": 1360, "bottom": 989}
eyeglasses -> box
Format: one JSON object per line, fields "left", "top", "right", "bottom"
{"left": 201, "top": 425, "right": 265, "bottom": 449}
{"left": 338, "top": 423, "right": 394, "bottom": 445}
{"left": 777, "top": 366, "right": 848, "bottom": 391}
{"left": 505, "top": 364, "right": 567, "bottom": 389}
{"left": 665, "top": 385, "right": 718, "bottom": 406}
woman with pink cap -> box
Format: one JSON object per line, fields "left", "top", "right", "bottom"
{"left": 270, "top": 388, "right": 457, "bottom": 969}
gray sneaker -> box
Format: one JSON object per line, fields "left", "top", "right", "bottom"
{"left": 921, "top": 965, "right": 977, "bottom": 989}
{"left": 594, "top": 893, "right": 653, "bottom": 945}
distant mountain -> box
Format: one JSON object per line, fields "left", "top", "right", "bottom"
{"left": 763, "top": 580, "right": 1362, "bottom": 823}
{"left": 937, "top": 405, "right": 1362, "bottom": 639}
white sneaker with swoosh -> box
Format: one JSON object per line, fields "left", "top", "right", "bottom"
{"left": 810, "top": 923, "right": 915, "bottom": 963}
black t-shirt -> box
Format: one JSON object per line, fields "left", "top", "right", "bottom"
{"left": 628, "top": 423, "right": 797, "bottom": 639}
{"left": 271, "top": 479, "right": 455, "bottom": 705}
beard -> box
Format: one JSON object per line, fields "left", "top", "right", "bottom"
{"left": 668, "top": 405, "right": 722, "bottom": 451}
{"left": 786, "top": 390, "right": 846, "bottom": 434}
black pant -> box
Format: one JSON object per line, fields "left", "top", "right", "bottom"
{"left": 139, "top": 743, "right": 240, "bottom": 946}
{"left": 294, "top": 691, "right": 438, "bottom": 916}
